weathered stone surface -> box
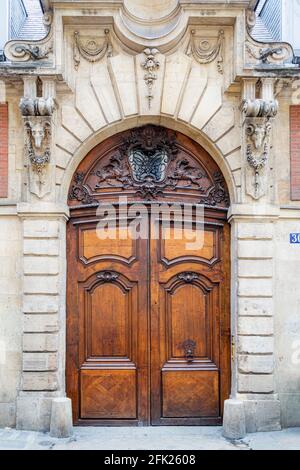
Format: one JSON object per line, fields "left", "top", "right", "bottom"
{"left": 23, "top": 333, "right": 58, "bottom": 352}
{"left": 23, "top": 220, "right": 59, "bottom": 238}
{"left": 238, "top": 317, "right": 274, "bottom": 336}
{"left": 238, "top": 373, "right": 274, "bottom": 394}
{"left": 50, "top": 398, "right": 73, "bottom": 438}
{"left": 238, "top": 240, "right": 273, "bottom": 259}
{"left": 222, "top": 399, "right": 246, "bottom": 440}
{"left": 23, "top": 352, "right": 58, "bottom": 371}
{"left": 16, "top": 396, "right": 52, "bottom": 432}
{"left": 22, "top": 372, "right": 59, "bottom": 391}
{"left": 0, "top": 402, "right": 16, "bottom": 428}
{"left": 238, "top": 298, "right": 273, "bottom": 317}
{"left": 238, "top": 278, "right": 273, "bottom": 297}
{"left": 238, "top": 259, "right": 273, "bottom": 278}
{"left": 243, "top": 400, "right": 281, "bottom": 433}
{"left": 23, "top": 239, "right": 60, "bottom": 256}
{"left": 238, "top": 355, "right": 274, "bottom": 374}
{"left": 238, "top": 336, "right": 274, "bottom": 355}
{"left": 23, "top": 314, "right": 59, "bottom": 333}
{"left": 24, "top": 257, "right": 59, "bottom": 275}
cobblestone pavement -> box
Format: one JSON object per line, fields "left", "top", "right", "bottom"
{"left": 0, "top": 427, "right": 300, "bottom": 450}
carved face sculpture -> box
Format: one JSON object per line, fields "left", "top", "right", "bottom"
{"left": 30, "top": 122, "right": 45, "bottom": 149}
{"left": 246, "top": 123, "right": 270, "bottom": 150}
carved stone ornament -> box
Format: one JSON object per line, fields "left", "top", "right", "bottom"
{"left": 141, "top": 49, "right": 160, "bottom": 109}
{"left": 245, "top": 39, "right": 294, "bottom": 66}
{"left": 246, "top": 7, "right": 257, "bottom": 33}
{"left": 244, "top": 118, "right": 272, "bottom": 200}
{"left": 69, "top": 126, "right": 230, "bottom": 206}
{"left": 186, "top": 30, "right": 224, "bottom": 74}
{"left": 20, "top": 96, "right": 54, "bottom": 198}
{"left": 4, "top": 30, "right": 53, "bottom": 63}
{"left": 241, "top": 99, "right": 278, "bottom": 118}
{"left": 20, "top": 97, "right": 55, "bottom": 117}
{"left": 73, "top": 30, "right": 113, "bottom": 70}
{"left": 24, "top": 116, "right": 52, "bottom": 198}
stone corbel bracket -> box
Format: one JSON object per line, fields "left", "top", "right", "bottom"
{"left": 241, "top": 98, "right": 278, "bottom": 200}
{"left": 4, "top": 29, "right": 53, "bottom": 63}
{"left": 73, "top": 29, "right": 113, "bottom": 70}
{"left": 245, "top": 35, "right": 295, "bottom": 68}
{"left": 186, "top": 29, "right": 225, "bottom": 74}
{"left": 20, "top": 97, "right": 54, "bottom": 198}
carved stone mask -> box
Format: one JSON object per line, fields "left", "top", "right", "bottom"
{"left": 30, "top": 122, "right": 45, "bottom": 149}
{"left": 246, "top": 123, "right": 269, "bottom": 150}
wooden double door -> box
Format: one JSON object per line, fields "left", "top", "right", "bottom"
{"left": 67, "top": 206, "right": 230, "bottom": 426}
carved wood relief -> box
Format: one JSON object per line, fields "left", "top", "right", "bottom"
{"left": 68, "top": 126, "right": 230, "bottom": 208}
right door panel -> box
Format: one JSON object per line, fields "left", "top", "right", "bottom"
{"left": 150, "top": 213, "right": 230, "bottom": 425}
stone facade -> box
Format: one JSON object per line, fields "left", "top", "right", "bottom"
{"left": 0, "top": 0, "right": 300, "bottom": 435}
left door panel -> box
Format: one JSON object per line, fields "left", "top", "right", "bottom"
{"left": 67, "top": 213, "right": 149, "bottom": 425}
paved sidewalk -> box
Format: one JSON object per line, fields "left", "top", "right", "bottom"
{"left": 0, "top": 426, "right": 300, "bottom": 450}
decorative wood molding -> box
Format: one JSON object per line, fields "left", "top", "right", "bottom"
{"left": 201, "top": 172, "right": 230, "bottom": 207}
{"left": 73, "top": 30, "right": 113, "bottom": 70}
{"left": 186, "top": 30, "right": 224, "bottom": 74}
{"left": 141, "top": 48, "right": 160, "bottom": 109}
{"left": 69, "top": 172, "right": 97, "bottom": 206}
{"left": 68, "top": 126, "right": 230, "bottom": 207}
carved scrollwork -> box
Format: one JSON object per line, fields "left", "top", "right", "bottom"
{"left": 177, "top": 272, "right": 200, "bottom": 283}
{"left": 245, "top": 40, "right": 294, "bottom": 66}
{"left": 186, "top": 30, "right": 224, "bottom": 74}
{"left": 200, "top": 172, "right": 230, "bottom": 207}
{"left": 97, "top": 271, "right": 119, "bottom": 282}
{"left": 4, "top": 29, "right": 53, "bottom": 63}
{"left": 73, "top": 30, "right": 113, "bottom": 70}
{"left": 69, "top": 126, "right": 230, "bottom": 207}
{"left": 241, "top": 99, "right": 278, "bottom": 118}
{"left": 141, "top": 48, "right": 160, "bottom": 109}
{"left": 69, "top": 172, "right": 97, "bottom": 206}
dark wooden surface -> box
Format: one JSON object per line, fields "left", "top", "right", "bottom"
{"left": 66, "top": 127, "right": 231, "bottom": 426}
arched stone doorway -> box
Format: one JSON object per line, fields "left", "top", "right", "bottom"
{"left": 66, "top": 125, "right": 231, "bottom": 426}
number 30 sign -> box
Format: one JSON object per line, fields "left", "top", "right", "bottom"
{"left": 290, "top": 233, "right": 300, "bottom": 244}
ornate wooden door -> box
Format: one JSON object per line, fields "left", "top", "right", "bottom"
{"left": 150, "top": 211, "right": 230, "bottom": 425}
{"left": 67, "top": 126, "right": 230, "bottom": 425}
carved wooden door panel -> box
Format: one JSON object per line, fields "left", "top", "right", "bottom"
{"left": 67, "top": 210, "right": 149, "bottom": 425}
{"left": 67, "top": 125, "right": 231, "bottom": 426}
{"left": 150, "top": 211, "right": 230, "bottom": 425}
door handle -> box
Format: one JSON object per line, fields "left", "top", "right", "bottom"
{"left": 182, "top": 339, "right": 196, "bottom": 363}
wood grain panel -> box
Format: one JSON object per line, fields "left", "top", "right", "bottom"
{"left": 162, "top": 370, "right": 219, "bottom": 418}
{"left": 81, "top": 227, "right": 134, "bottom": 263}
{"left": 168, "top": 284, "right": 207, "bottom": 359}
{"left": 89, "top": 283, "right": 128, "bottom": 358}
{"left": 162, "top": 227, "right": 215, "bottom": 264}
{"left": 80, "top": 369, "right": 137, "bottom": 419}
